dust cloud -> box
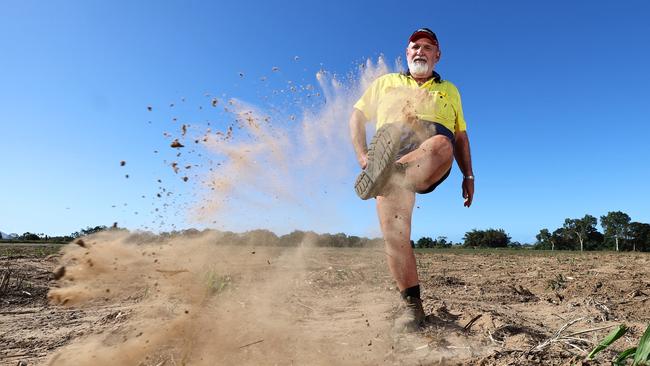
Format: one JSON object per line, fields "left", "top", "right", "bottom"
{"left": 183, "top": 57, "right": 440, "bottom": 232}
{"left": 46, "top": 231, "right": 471, "bottom": 365}
{"left": 186, "top": 59, "right": 391, "bottom": 231}
{"left": 45, "top": 59, "right": 482, "bottom": 365}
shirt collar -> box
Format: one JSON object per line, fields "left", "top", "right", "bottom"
{"left": 402, "top": 70, "right": 442, "bottom": 84}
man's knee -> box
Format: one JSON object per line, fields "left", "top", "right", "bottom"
{"left": 424, "top": 135, "right": 453, "bottom": 161}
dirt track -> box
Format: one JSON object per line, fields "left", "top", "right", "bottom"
{"left": 1, "top": 238, "right": 649, "bottom": 365}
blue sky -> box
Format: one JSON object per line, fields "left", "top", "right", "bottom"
{"left": 1, "top": 0, "right": 649, "bottom": 243}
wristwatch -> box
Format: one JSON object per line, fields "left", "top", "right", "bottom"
{"left": 463, "top": 175, "right": 474, "bottom": 180}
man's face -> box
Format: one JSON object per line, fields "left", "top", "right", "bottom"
{"left": 406, "top": 38, "right": 440, "bottom": 77}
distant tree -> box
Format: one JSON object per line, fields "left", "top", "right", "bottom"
{"left": 463, "top": 229, "right": 510, "bottom": 248}
{"left": 587, "top": 230, "right": 605, "bottom": 250}
{"left": 243, "top": 229, "right": 279, "bottom": 246}
{"left": 417, "top": 237, "right": 434, "bottom": 248}
{"left": 434, "top": 236, "right": 451, "bottom": 248}
{"left": 317, "top": 233, "right": 331, "bottom": 247}
{"left": 536, "top": 228, "right": 554, "bottom": 250}
{"left": 600, "top": 211, "right": 631, "bottom": 251}
{"left": 548, "top": 228, "right": 578, "bottom": 250}
{"left": 328, "top": 233, "right": 350, "bottom": 247}
{"left": 347, "top": 235, "right": 364, "bottom": 247}
{"left": 182, "top": 228, "right": 201, "bottom": 237}
{"left": 316, "top": 233, "right": 370, "bottom": 247}
{"left": 80, "top": 226, "right": 108, "bottom": 236}
{"left": 628, "top": 222, "right": 650, "bottom": 252}
{"left": 563, "top": 215, "right": 598, "bottom": 251}
{"left": 508, "top": 241, "right": 522, "bottom": 249}
{"left": 218, "top": 231, "right": 243, "bottom": 245}
{"left": 19, "top": 232, "right": 40, "bottom": 241}
{"left": 463, "top": 230, "right": 480, "bottom": 248}
{"left": 278, "top": 230, "right": 319, "bottom": 247}
{"left": 50, "top": 234, "right": 75, "bottom": 243}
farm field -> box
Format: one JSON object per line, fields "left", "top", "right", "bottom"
{"left": 1, "top": 236, "right": 649, "bottom": 365}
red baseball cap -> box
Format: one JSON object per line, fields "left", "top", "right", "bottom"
{"left": 408, "top": 28, "right": 439, "bottom": 46}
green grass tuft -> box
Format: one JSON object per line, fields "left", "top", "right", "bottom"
{"left": 633, "top": 323, "right": 650, "bottom": 365}
{"left": 587, "top": 323, "right": 650, "bottom": 365}
{"left": 588, "top": 324, "right": 628, "bottom": 360}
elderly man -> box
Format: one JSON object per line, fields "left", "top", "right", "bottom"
{"left": 349, "top": 28, "right": 474, "bottom": 329}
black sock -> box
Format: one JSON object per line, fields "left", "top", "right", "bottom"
{"left": 400, "top": 285, "right": 421, "bottom": 300}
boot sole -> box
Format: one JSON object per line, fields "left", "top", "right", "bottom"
{"left": 354, "top": 124, "right": 401, "bottom": 200}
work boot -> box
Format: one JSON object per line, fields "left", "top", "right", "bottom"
{"left": 393, "top": 296, "right": 426, "bottom": 333}
{"left": 354, "top": 123, "right": 402, "bottom": 200}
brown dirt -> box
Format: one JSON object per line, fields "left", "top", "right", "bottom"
{"left": 1, "top": 238, "right": 649, "bottom": 366}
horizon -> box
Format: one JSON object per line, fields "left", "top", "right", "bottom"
{"left": 1, "top": 211, "right": 644, "bottom": 247}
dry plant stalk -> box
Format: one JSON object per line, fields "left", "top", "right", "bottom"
{"left": 0, "top": 269, "right": 11, "bottom": 295}
{"left": 530, "top": 317, "right": 607, "bottom": 354}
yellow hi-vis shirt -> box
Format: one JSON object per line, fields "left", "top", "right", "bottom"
{"left": 353, "top": 73, "right": 467, "bottom": 134}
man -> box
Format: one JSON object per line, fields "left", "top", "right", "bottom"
{"left": 349, "top": 28, "right": 474, "bottom": 329}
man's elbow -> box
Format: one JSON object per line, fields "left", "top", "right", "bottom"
{"left": 454, "top": 130, "right": 469, "bottom": 146}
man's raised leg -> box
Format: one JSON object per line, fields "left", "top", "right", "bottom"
{"left": 397, "top": 134, "right": 454, "bottom": 192}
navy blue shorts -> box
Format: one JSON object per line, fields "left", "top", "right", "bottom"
{"left": 395, "top": 121, "right": 454, "bottom": 194}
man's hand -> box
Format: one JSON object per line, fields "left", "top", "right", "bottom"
{"left": 462, "top": 178, "right": 474, "bottom": 207}
{"left": 453, "top": 131, "right": 474, "bottom": 208}
{"left": 357, "top": 152, "right": 368, "bottom": 169}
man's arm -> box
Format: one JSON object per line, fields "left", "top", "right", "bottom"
{"left": 349, "top": 108, "right": 369, "bottom": 169}
{"left": 454, "top": 130, "right": 474, "bottom": 207}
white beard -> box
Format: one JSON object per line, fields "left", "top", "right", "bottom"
{"left": 408, "top": 60, "right": 430, "bottom": 77}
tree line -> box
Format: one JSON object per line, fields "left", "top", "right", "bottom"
{"left": 414, "top": 228, "right": 513, "bottom": 249}
{"left": 534, "top": 211, "right": 650, "bottom": 252}
{"left": 1, "top": 226, "right": 111, "bottom": 243}
{"left": 1, "top": 226, "right": 381, "bottom": 248}
{"left": 3, "top": 210, "right": 649, "bottom": 251}
{"left": 413, "top": 211, "right": 650, "bottom": 252}
{"left": 170, "top": 228, "right": 381, "bottom": 248}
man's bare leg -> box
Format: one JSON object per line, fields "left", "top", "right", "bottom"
{"left": 376, "top": 134, "right": 455, "bottom": 330}
{"left": 377, "top": 187, "right": 417, "bottom": 291}
{"left": 377, "top": 134, "right": 454, "bottom": 289}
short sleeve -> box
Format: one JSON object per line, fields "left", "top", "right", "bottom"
{"left": 353, "top": 78, "right": 381, "bottom": 122}
{"left": 451, "top": 85, "right": 467, "bottom": 133}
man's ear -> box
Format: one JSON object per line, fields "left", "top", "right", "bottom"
{"left": 435, "top": 50, "right": 442, "bottom": 62}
